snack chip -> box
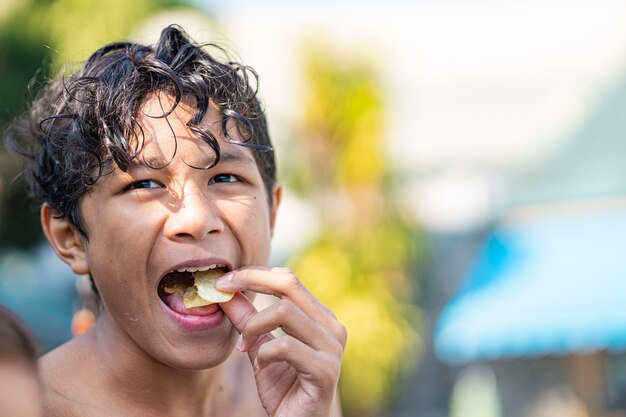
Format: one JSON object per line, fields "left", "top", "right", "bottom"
{"left": 178, "top": 268, "right": 234, "bottom": 308}
{"left": 194, "top": 269, "right": 234, "bottom": 304}
{"left": 164, "top": 281, "right": 187, "bottom": 295}
{"left": 183, "top": 286, "right": 211, "bottom": 308}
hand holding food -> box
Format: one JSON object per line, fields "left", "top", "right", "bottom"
{"left": 217, "top": 267, "right": 346, "bottom": 417}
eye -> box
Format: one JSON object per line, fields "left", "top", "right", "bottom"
{"left": 210, "top": 174, "right": 240, "bottom": 184}
{"left": 126, "top": 179, "right": 164, "bottom": 191}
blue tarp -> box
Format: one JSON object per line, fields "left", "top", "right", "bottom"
{"left": 434, "top": 207, "right": 626, "bottom": 363}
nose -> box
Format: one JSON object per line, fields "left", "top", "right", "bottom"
{"left": 163, "top": 186, "right": 224, "bottom": 241}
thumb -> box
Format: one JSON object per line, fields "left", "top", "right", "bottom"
{"left": 220, "top": 292, "right": 257, "bottom": 334}
{"left": 220, "top": 293, "right": 273, "bottom": 355}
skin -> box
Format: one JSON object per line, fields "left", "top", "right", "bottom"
{"left": 39, "top": 95, "right": 346, "bottom": 417}
{"left": 0, "top": 359, "right": 42, "bottom": 417}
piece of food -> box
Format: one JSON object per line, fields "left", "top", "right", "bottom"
{"left": 162, "top": 271, "right": 193, "bottom": 296}
{"left": 183, "top": 286, "right": 212, "bottom": 308}
{"left": 162, "top": 266, "right": 233, "bottom": 308}
{"left": 163, "top": 281, "right": 187, "bottom": 295}
{"left": 193, "top": 269, "right": 234, "bottom": 304}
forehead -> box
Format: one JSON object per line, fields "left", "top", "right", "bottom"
{"left": 132, "top": 94, "right": 253, "bottom": 169}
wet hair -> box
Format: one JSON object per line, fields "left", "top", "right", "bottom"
{"left": 6, "top": 25, "right": 276, "bottom": 238}
{"left": 0, "top": 306, "right": 40, "bottom": 366}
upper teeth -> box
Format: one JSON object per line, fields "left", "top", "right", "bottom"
{"left": 176, "top": 264, "right": 226, "bottom": 273}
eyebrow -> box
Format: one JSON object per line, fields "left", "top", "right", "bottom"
{"left": 125, "top": 149, "right": 256, "bottom": 171}
{"left": 217, "top": 150, "right": 256, "bottom": 166}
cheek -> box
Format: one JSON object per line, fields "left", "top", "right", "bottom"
{"left": 87, "top": 199, "right": 164, "bottom": 247}
{"left": 219, "top": 199, "right": 273, "bottom": 263}
{"left": 88, "top": 218, "right": 142, "bottom": 264}
{"left": 84, "top": 204, "right": 165, "bottom": 282}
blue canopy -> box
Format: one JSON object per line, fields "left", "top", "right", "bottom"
{"left": 434, "top": 207, "right": 626, "bottom": 363}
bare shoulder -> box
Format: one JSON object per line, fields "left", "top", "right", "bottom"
{"left": 39, "top": 337, "right": 106, "bottom": 417}
{"left": 38, "top": 336, "right": 270, "bottom": 417}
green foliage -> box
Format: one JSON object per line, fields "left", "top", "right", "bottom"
{"left": 288, "top": 43, "right": 423, "bottom": 416}
{"left": 0, "top": 1, "right": 55, "bottom": 249}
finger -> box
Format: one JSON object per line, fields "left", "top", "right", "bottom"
{"left": 219, "top": 292, "right": 257, "bottom": 334}
{"left": 217, "top": 267, "right": 340, "bottom": 333}
{"left": 241, "top": 299, "right": 337, "bottom": 353}
{"left": 217, "top": 267, "right": 306, "bottom": 299}
{"left": 219, "top": 292, "right": 275, "bottom": 355}
{"left": 255, "top": 336, "right": 341, "bottom": 385}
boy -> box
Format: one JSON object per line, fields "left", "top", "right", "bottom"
{"left": 6, "top": 25, "right": 345, "bottom": 417}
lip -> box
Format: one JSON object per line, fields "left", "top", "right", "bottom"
{"left": 159, "top": 296, "right": 228, "bottom": 331}
{"left": 155, "top": 257, "right": 234, "bottom": 331}
{"left": 156, "top": 257, "right": 233, "bottom": 331}
{"left": 158, "top": 257, "right": 233, "bottom": 282}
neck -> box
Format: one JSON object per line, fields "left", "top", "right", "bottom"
{"left": 87, "top": 313, "right": 230, "bottom": 416}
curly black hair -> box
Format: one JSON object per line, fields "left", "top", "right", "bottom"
{"left": 5, "top": 25, "right": 276, "bottom": 238}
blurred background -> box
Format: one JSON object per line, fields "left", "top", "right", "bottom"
{"left": 2, "top": 1, "right": 626, "bottom": 416}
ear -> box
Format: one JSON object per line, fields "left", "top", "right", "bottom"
{"left": 269, "top": 183, "right": 282, "bottom": 238}
{"left": 41, "top": 204, "right": 90, "bottom": 275}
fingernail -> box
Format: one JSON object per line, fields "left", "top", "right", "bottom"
{"left": 236, "top": 334, "right": 244, "bottom": 352}
{"left": 216, "top": 272, "right": 234, "bottom": 288}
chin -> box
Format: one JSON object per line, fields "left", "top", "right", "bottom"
{"left": 153, "top": 335, "right": 238, "bottom": 371}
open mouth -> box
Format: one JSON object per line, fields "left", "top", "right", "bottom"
{"left": 158, "top": 265, "right": 234, "bottom": 313}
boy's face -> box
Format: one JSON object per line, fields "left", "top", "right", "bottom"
{"left": 75, "top": 95, "right": 279, "bottom": 369}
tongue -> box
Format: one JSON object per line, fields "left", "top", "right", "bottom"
{"left": 162, "top": 292, "right": 219, "bottom": 316}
